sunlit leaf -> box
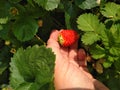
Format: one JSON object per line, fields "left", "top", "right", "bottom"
{"left": 109, "top": 47, "right": 120, "bottom": 56}
{"left": 75, "top": 0, "right": 99, "bottom": 10}
{"left": 90, "top": 44, "right": 106, "bottom": 59}
{"left": 110, "top": 24, "right": 120, "bottom": 44}
{"left": 34, "top": 0, "right": 60, "bottom": 11}
{"left": 0, "top": 17, "right": 8, "bottom": 24}
{"left": 81, "top": 32, "right": 100, "bottom": 45}
{"left": 103, "top": 61, "right": 112, "bottom": 68}
{"left": 101, "top": 2, "right": 120, "bottom": 19}
{"left": 77, "top": 13, "right": 100, "bottom": 31}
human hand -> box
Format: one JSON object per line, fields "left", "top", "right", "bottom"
{"left": 47, "top": 30, "right": 109, "bottom": 90}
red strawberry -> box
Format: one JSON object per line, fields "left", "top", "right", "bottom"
{"left": 58, "top": 29, "right": 79, "bottom": 47}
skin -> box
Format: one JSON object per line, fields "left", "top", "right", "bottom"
{"left": 47, "top": 30, "right": 109, "bottom": 90}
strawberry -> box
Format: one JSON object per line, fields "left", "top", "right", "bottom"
{"left": 58, "top": 29, "right": 79, "bottom": 47}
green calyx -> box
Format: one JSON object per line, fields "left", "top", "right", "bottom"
{"left": 58, "top": 35, "right": 64, "bottom": 45}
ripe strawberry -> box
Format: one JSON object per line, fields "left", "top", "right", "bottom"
{"left": 58, "top": 29, "right": 79, "bottom": 47}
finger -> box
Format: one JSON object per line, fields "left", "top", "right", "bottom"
{"left": 93, "top": 79, "right": 109, "bottom": 90}
{"left": 49, "top": 30, "right": 59, "bottom": 41}
{"left": 78, "top": 61, "right": 87, "bottom": 67}
{"left": 68, "top": 41, "right": 78, "bottom": 61}
{"left": 47, "top": 30, "right": 68, "bottom": 67}
{"left": 77, "top": 49, "right": 87, "bottom": 67}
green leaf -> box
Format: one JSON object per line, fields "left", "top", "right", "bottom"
{"left": 0, "top": 17, "right": 8, "bottom": 24}
{"left": 62, "top": 1, "right": 79, "bottom": 29}
{"left": 0, "top": 23, "right": 10, "bottom": 40}
{"left": 27, "top": 0, "right": 35, "bottom": 7}
{"left": 116, "top": 8, "right": 120, "bottom": 18}
{"left": 15, "top": 82, "right": 39, "bottom": 90}
{"left": 97, "top": 23, "right": 109, "bottom": 47}
{"left": 33, "top": 0, "right": 60, "bottom": 11}
{"left": 101, "top": 2, "right": 120, "bottom": 19}
{"left": 75, "top": 0, "right": 99, "bottom": 10}
{"left": 110, "top": 24, "right": 120, "bottom": 44}
{"left": 0, "top": 46, "right": 11, "bottom": 75}
{"left": 103, "top": 61, "right": 112, "bottom": 68}
{"left": 77, "top": 13, "right": 100, "bottom": 31}
{"left": 40, "top": 82, "right": 54, "bottom": 90}
{"left": 81, "top": 32, "right": 100, "bottom": 45}
{"left": 64, "top": 1, "right": 73, "bottom": 29}
{"left": 10, "top": 45, "right": 55, "bottom": 89}
{"left": 107, "top": 77, "right": 120, "bottom": 90}
{"left": 13, "top": 17, "right": 38, "bottom": 41}
{"left": 0, "top": 0, "right": 11, "bottom": 18}
{"left": 65, "top": 12, "right": 71, "bottom": 29}
{"left": 90, "top": 44, "right": 106, "bottom": 59}
{"left": 9, "top": 0, "right": 22, "bottom": 3}
{"left": 0, "top": 25, "right": 3, "bottom": 31}
{"left": 0, "top": 63, "right": 8, "bottom": 75}
{"left": 10, "top": 50, "right": 25, "bottom": 89}
{"left": 107, "top": 55, "right": 118, "bottom": 62}
{"left": 100, "top": 31, "right": 109, "bottom": 47}
{"left": 0, "top": 23, "right": 21, "bottom": 47}
{"left": 109, "top": 47, "right": 120, "bottom": 56}
{"left": 114, "top": 58, "right": 120, "bottom": 72}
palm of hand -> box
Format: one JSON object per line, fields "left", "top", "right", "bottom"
{"left": 47, "top": 30, "right": 109, "bottom": 90}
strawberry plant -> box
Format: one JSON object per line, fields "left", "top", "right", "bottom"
{"left": 0, "top": 0, "right": 120, "bottom": 90}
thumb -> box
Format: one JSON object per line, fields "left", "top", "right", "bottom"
{"left": 47, "top": 30, "right": 64, "bottom": 65}
{"left": 47, "top": 30, "right": 60, "bottom": 55}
